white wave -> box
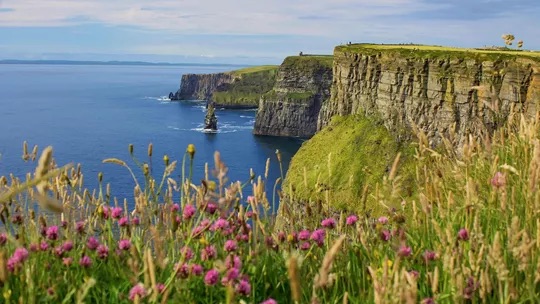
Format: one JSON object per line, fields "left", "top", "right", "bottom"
{"left": 239, "top": 115, "right": 255, "bottom": 118}
{"left": 143, "top": 96, "right": 171, "bottom": 102}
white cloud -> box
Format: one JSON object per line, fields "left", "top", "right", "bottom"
{"left": 0, "top": 0, "right": 446, "bottom": 36}
{"left": 1, "top": 0, "right": 539, "bottom": 56}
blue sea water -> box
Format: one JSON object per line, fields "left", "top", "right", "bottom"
{"left": 0, "top": 64, "right": 302, "bottom": 211}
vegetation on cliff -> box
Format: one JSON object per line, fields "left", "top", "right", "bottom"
{"left": 282, "top": 115, "right": 413, "bottom": 213}
{"left": 336, "top": 43, "right": 540, "bottom": 62}
{"left": 212, "top": 66, "right": 277, "bottom": 107}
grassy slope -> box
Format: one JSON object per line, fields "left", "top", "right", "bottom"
{"left": 283, "top": 115, "right": 413, "bottom": 212}
{"left": 212, "top": 66, "right": 279, "bottom": 107}
{"left": 337, "top": 43, "right": 540, "bottom": 62}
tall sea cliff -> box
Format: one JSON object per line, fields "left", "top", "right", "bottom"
{"left": 253, "top": 56, "right": 333, "bottom": 137}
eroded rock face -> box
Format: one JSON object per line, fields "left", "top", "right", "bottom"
{"left": 171, "top": 73, "right": 234, "bottom": 100}
{"left": 253, "top": 56, "right": 333, "bottom": 137}
{"left": 318, "top": 46, "right": 540, "bottom": 146}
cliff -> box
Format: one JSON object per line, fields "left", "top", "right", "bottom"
{"left": 278, "top": 44, "right": 540, "bottom": 228}
{"left": 253, "top": 56, "right": 333, "bottom": 137}
{"left": 170, "top": 73, "right": 233, "bottom": 101}
{"left": 318, "top": 44, "right": 540, "bottom": 146}
{"left": 169, "top": 66, "right": 278, "bottom": 108}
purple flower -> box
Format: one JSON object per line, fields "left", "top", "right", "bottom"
{"left": 63, "top": 257, "right": 73, "bottom": 266}
{"left": 13, "top": 248, "right": 29, "bottom": 262}
{"left": 204, "top": 269, "right": 220, "bottom": 286}
{"left": 422, "top": 298, "right": 435, "bottom": 304}
{"left": 7, "top": 248, "right": 28, "bottom": 272}
{"left": 62, "top": 241, "right": 73, "bottom": 252}
{"left": 101, "top": 206, "right": 110, "bottom": 219}
{"left": 321, "top": 218, "right": 336, "bottom": 229}
{"left": 128, "top": 283, "right": 146, "bottom": 301}
{"left": 380, "top": 229, "right": 392, "bottom": 242}
{"left": 225, "top": 255, "right": 242, "bottom": 270}
{"left": 300, "top": 242, "right": 311, "bottom": 251}
{"left": 458, "top": 228, "right": 469, "bottom": 241}
{"left": 423, "top": 250, "right": 437, "bottom": 262}
{"left": 224, "top": 240, "right": 238, "bottom": 252}
{"left": 157, "top": 283, "right": 165, "bottom": 293}
{"left": 222, "top": 268, "right": 239, "bottom": 285}
{"left": 346, "top": 215, "right": 358, "bottom": 226}
{"left": 118, "top": 217, "right": 129, "bottom": 227}
{"left": 131, "top": 217, "right": 140, "bottom": 226}
{"left": 61, "top": 220, "right": 68, "bottom": 229}
{"left": 191, "top": 264, "right": 203, "bottom": 276}
{"left": 298, "top": 230, "right": 310, "bottom": 241}
{"left": 408, "top": 270, "right": 420, "bottom": 279}
{"left": 181, "top": 246, "right": 194, "bottom": 260}
{"left": 119, "top": 239, "right": 131, "bottom": 250}
{"left": 87, "top": 236, "right": 99, "bottom": 250}
{"left": 398, "top": 245, "right": 412, "bottom": 258}
{"left": 261, "top": 299, "right": 278, "bottom": 304}
{"left": 277, "top": 231, "right": 287, "bottom": 242}
{"left": 236, "top": 279, "right": 251, "bottom": 296}
{"left": 40, "top": 241, "right": 49, "bottom": 251}
{"left": 310, "top": 229, "right": 326, "bottom": 246}
{"left": 79, "top": 255, "right": 92, "bottom": 268}
{"left": 245, "top": 211, "right": 253, "bottom": 218}
{"left": 201, "top": 245, "right": 217, "bottom": 261}
{"left": 75, "top": 221, "right": 85, "bottom": 234}
{"left": 182, "top": 204, "right": 196, "bottom": 220}
{"left": 0, "top": 233, "right": 7, "bottom": 246}
{"left": 171, "top": 203, "right": 180, "bottom": 212}
{"left": 97, "top": 244, "right": 109, "bottom": 259}
{"left": 29, "top": 243, "right": 39, "bottom": 252}
{"left": 54, "top": 246, "right": 65, "bottom": 257}
{"left": 378, "top": 216, "right": 389, "bottom": 224}
{"left": 212, "top": 218, "right": 230, "bottom": 231}
{"left": 204, "top": 202, "right": 218, "bottom": 214}
{"left": 46, "top": 226, "right": 59, "bottom": 240}
{"left": 175, "top": 263, "right": 190, "bottom": 278}
{"left": 111, "top": 207, "right": 123, "bottom": 219}
{"left": 491, "top": 171, "right": 506, "bottom": 188}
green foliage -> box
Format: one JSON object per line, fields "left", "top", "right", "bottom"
{"left": 281, "top": 55, "right": 334, "bottom": 71}
{"left": 4, "top": 114, "right": 540, "bottom": 303}
{"left": 212, "top": 67, "right": 278, "bottom": 107}
{"left": 337, "top": 43, "right": 540, "bottom": 62}
{"left": 283, "top": 115, "right": 414, "bottom": 212}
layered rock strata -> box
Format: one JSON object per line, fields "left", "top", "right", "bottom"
{"left": 253, "top": 56, "right": 333, "bottom": 137}
{"left": 318, "top": 44, "right": 540, "bottom": 146}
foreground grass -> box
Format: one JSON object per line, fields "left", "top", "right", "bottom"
{"left": 1, "top": 113, "right": 540, "bottom": 303}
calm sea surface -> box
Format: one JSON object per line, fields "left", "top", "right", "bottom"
{"left": 0, "top": 64, "right": 302, "bottom": 211}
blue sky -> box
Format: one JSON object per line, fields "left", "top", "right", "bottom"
{"left": 0, "top": 0, "right": 539, "bottom": 64}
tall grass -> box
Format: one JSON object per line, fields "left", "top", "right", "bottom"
{"left": 1, "top": 112, "right": 540, "bottom": 303}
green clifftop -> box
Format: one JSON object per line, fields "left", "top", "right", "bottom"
{"left": 212, "top": 66, "right": 278, "bottom": 108}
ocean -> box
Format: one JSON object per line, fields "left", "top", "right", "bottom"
{"left": 0, "top": 64, "right": 302, "bottom": 211}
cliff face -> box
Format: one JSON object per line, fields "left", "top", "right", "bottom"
{"left": 318, "top": 45, "right": 540, "bottom": 146}
{"left": 170, "top": 73, "right": 233, "bottom": 101}
{"left": 253, "top": 56, "right": 333, "bottom": 137}
{"left": 169, "top": 66, "right": 278, "bottom": 108}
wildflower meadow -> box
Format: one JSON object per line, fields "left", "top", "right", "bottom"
{"left": 1, "top": 113, "right": 540, "bottom": 303}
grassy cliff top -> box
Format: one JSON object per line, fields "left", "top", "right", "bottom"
{"left": 281, "top": 55, "right": 334, "bottom": 70}
{"left": 283, "top": 115, "right": 413, "bottom": 212}
{"left": 228, "top": 65, "right": 279, "bottom": 76}
{"left": 336, "top": 43, "right": 540, "bottom": 62}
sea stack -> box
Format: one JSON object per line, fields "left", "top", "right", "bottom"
{"left": 204, "top": 102, "right": 218, "bottom": 132}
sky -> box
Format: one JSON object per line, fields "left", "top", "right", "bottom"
{"left": 0, "top": 0, "right": 539, "bottom": 64}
